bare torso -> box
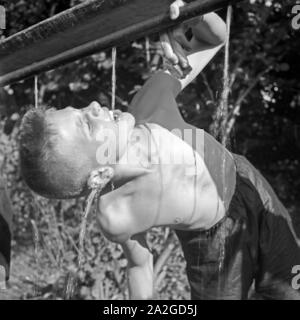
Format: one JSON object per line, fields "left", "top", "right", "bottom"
{"left": 96, "top": 70, "right": 237, "bottom": 243}
{"left": 97, "top": 121, "right": 230, "bottom": 243}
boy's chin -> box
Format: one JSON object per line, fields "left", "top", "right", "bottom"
{"left": 119, "top": 112, "right": 135, "bottom": 128}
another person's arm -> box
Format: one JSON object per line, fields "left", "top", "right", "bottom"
{"left": 121, "top": 233, "right": 154, "bottom": 300}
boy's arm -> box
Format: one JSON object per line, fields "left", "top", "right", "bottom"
{"left": 161, "top": 5, "right": 227, "bottom": 95}
{"left": 121, "top": 233, "right": 154, "bottom": 300}
{"left": 129, "top": 0, "right": 226, "bottom": 120}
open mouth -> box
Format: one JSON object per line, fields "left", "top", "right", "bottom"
{"left": 109, "top": 110, "right": 122, "bottom": 122}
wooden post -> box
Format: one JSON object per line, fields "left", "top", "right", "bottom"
{"left": 0, "top": 0, "right": 242, "bottom": 86}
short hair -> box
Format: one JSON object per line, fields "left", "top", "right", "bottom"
{"left": 19, "top": 108, "right": 90, "bottom": 199}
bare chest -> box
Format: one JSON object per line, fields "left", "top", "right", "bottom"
{"left": 99, "top": 165, "right": 222, "bottom": 241}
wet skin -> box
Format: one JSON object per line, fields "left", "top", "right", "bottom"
{"left": 45, "top": 101, "right": 231, "bottom": 243}
{"left": 46, "top": 102, "right": 135, "bottom": 170}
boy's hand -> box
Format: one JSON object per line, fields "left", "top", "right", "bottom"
{"left": 160, "top": 0, "right": 198, "bottom": 79}
{"left": 160, "top": 0, "right": 190, "bottom": 79}
{"left": 160, "top": 1, "right": 226, "bottom": 79}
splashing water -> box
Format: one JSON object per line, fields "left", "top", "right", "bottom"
{"left": 65, "top": 189, "right": 98, "bottom": 299}
{"left": 111, "top": 47, "right": 117, "bottom": 111}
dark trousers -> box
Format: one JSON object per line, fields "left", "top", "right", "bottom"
{"left": 176, "top": 155, "right": 300, "bottom": 300}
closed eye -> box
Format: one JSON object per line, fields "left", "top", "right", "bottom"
{"left": 85, "top": 119, "right": 93, "bottom": 135}
{"left": 79, "top": 116, "right": 92, "bottom": 136}
{"left": 84, "top": 118, "right": 91, "bottom": 132}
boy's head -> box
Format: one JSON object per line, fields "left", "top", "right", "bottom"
{"left": 19, "top": 102, "right": 135, "bottom": 199}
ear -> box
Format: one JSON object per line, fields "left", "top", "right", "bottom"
{"left": 87, "top": 166, "right": 114, "bottom": 190}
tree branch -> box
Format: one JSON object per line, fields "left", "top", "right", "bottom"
{"left": 225, "top": 66, "right": 272, "bottom": 137}
{"left": 200, "top": 72, "right": 215, "bottom": 104}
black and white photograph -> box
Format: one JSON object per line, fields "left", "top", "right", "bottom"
{"left": 0, "top": 0, "right": 299, "bottom": 303}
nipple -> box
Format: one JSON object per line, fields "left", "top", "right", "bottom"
{"left": 174, "top": 217, "right": 181, "bottom": 224}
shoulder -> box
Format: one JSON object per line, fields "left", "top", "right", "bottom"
{"left": 96, "top": 188, "right": 134, "bottom": 243}
{"left": 144, "top": 71, "right": 181, "bottom": 94}
{"left": 129, "top": 71, "right": 182, "bottom": 124}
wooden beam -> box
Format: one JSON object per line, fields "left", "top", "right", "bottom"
{"left": 0, "top": 0, "right": 242, "bottom": 86}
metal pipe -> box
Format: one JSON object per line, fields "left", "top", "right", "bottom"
{"left": 0, "top": 0, "right": 242, "bottom": 86}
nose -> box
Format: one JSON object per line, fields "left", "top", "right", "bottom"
{"left": 85, "top": 101, "right": 102, "bottom": 117}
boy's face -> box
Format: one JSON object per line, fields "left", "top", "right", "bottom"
{"left": 46, "top": 101, "right": 135, "bottom": 168}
